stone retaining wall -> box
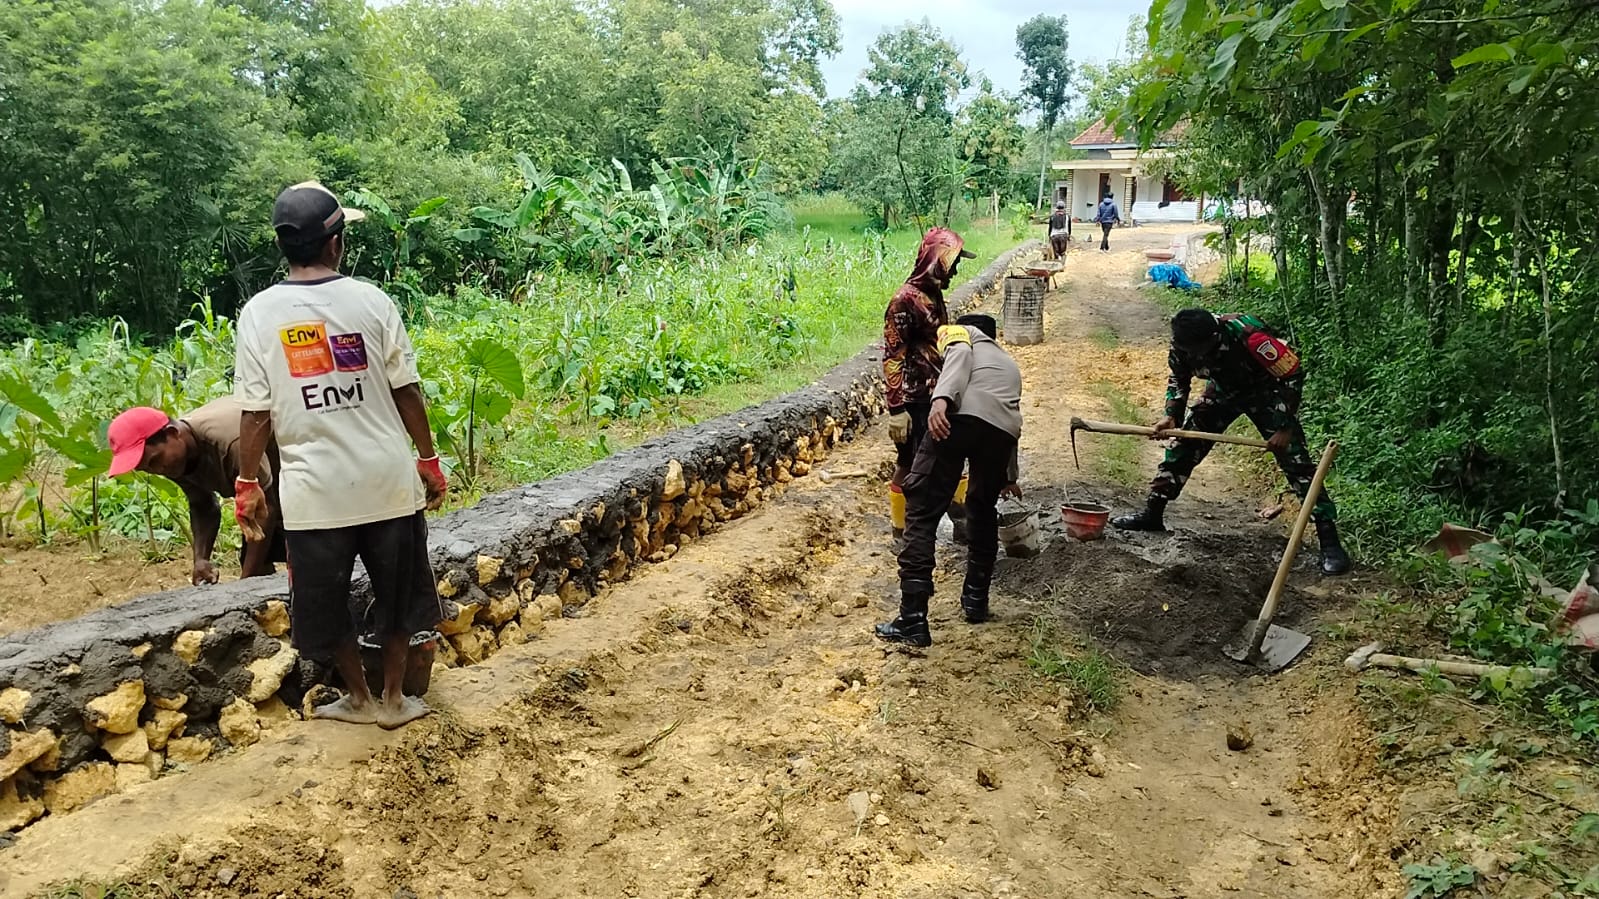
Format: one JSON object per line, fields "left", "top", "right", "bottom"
{"left": 0, "top": 241, "right": 1038, "bottom": 833}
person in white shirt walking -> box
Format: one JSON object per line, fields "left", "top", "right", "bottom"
{"left": 233, "top": 182, "right": 449, "bottom": 729}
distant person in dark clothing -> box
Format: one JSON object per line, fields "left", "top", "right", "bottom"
{"left": 1095, "top": 193, "right": 1123, "bottom": 252}
{"left": 1047, "top": 201, "right": 1071, "bottom": 259}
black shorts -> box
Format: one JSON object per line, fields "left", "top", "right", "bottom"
{"left": 285, "top": 511, "right": 443, "bottom": 661}
{"left": 896, "top": 403, "right": 932, "bottom": 468}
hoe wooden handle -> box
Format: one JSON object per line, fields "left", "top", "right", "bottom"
{"left": 1246, "top": 440, "right": 1339, "bottom": 658}
{"left": 1069, "top": 417, "right": 1271, "bottom": 450}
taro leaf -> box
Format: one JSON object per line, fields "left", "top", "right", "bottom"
{"left": 464, "top": 339, "right": 525, "bottom": 399}
{"left": 0, "top": 373, "right": 62, "bottom": 431}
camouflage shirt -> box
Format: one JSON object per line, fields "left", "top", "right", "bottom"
{"left": 1164, "top": 313, "right": 1305, "bottom": 431}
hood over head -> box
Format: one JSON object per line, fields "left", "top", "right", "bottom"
{"left": 905, "top": 227, "right": 975, "bottom": 295}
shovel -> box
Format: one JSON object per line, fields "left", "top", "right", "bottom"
{"left": 1223, "top": 440, "right": 1340, "bottom": 671}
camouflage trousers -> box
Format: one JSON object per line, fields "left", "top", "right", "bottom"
{"left": 1149, "top": 393, "right": 1337, "bottom": 523}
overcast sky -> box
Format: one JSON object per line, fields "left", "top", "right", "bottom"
{"left": 820, "top": 0, "right": 1148, "bottom": 101}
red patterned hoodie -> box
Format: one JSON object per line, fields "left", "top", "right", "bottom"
{"left": 882, "top": 228, "right": 973, "bottom": 413}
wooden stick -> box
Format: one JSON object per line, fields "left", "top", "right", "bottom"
{"left": 1245, "top": 440, "right": 1339, "bottom": 658}
{"left": 1363, "top": 652, "right": 1554, "bottom": 681}
{"left": 1070, "top": 417, "right": 1271, "bottom": 449}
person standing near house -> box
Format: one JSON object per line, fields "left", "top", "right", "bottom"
{"left": 1047, "top": 201, "right": 1071, "bottom": 260}
{"left": 883, "top": 227, "right": 976, "bottom": 545}
{"left": 233, "top": 181, "right": 449, "bottom": 729}
{"left": 1094, "top": 193, "right": 1123, "bottom": 252}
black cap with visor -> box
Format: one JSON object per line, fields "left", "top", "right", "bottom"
{"left": 272, "top": 181, "right": 365, "bottom": 247}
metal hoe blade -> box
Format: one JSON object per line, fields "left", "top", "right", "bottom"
{"left": 1224, "top": 620, "right": 1312, "bottom": 672}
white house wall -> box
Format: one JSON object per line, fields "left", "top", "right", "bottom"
{"left": 1132, "top": 200, "right": 1200, "bottom": 223}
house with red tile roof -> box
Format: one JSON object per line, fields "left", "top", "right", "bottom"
{"left": 1051, "top": 119, "right": 1201, "bottom": 224}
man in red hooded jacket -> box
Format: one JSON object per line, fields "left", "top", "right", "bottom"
{"left": 883, "top": 227, "right": 975, "bottom": 543}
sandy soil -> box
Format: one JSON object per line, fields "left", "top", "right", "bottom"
{"left": 5, "top": 224, "right": 1407, "bottom": 898}
{"left": 0, "top": 545, "right": 190, "bottom": 635}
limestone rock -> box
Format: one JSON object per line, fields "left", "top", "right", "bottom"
{"left": 219, "top": 698, "right": 261, "bottom": 749}
{"left": 253, "top": 600, "right": 291, "bottom": 638}
{"left": 792, "top": 460, "right": 811, "bottom": 477}
{"left": 662, "top": 459, "right": 686, "bottom": 500}
{"left": 436, "top": 601, "right": 480, "bottom": 636}
{"left": 483, "top": 592, "right": 520, "bottom": 627}
{"left": 516, "top": 578, "right": 536, "bottom": 603}
{"left": 173, "top": 630, "right": 206, "bottom": 665}
{"left": 255, "top": 696, "right": 294, "bottom": 727}
{"left": 436, "top": 575, "right": 459, "bottom": 599}
{"left": 434, "top": 637, "right": 459, "bottom": 668}
{"left": 151, "top": 692, "right": 188, "bottom": 712}
{"left": 0, "top": 777, "right": 44, "bottom": 830}
{"left": 144, "top": 710, "right": 187, "bottom": 751}
{"left": 85, "top": 681, "right": 145, "bottom": 734}
{"left": 519, "top": 614, "right": 545, "bottom": 638}
{"left": 533, "top": 596, "right": 562, "bottom": 621}
{"left": 29, "top": 739, "right": 61, "bottom": 774}
{"left": 556, "top": 518, "right": 581, "bottom": 536}
{"left": 476, "top": 554, "right": 504, "bottom": 586}
{"left": 0, "top": 729, "right": 57, "bottom": 781}
{"left": 0, "top": 687, "right": 30, "bottom": 724}
{"left": 43, "top": 762, "right": 117, "bottom": 814}
{"left": 245, "top": 642, "right": 299, "bottom": 704}
{"left": 130, "top": 643, "right": 152, "bottom": 660}
{"left": 102, "top": 728, "right": 151, "bottom": 764}
{"left": 558, "top": 580, "right": 587, "bottom": 609}
{"left": 165, "top": 736, "right": 214, "bottom": 765}
{"left": 116, "top": 762, "right": 154, "bottom": 791}
{"left": 497, "top": 621, "right": 526, "bottom": 647}
{"left": 448, "top": 626, "right": 496, "bottom": 666}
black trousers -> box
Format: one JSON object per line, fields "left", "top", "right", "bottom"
{"left": 1100, "top": 222, "right": 1114, "bottom": 250}
{"left": 898, "top": 416, "right": 1016, "bottom": 595}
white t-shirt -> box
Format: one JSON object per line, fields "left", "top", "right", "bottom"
{"left": 234, "top": 276, "right": 425, "bottom": 531}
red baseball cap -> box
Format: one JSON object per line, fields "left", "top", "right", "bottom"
{"left": 107, "top": 407, "right": 172, "bottom": 476}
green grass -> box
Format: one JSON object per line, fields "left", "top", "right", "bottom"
{"left": 1026, "top": 618, "right": 1125, "bottom": 717}
{"left": 1088, "top": 325, "right": 1120, "bottom": 349}
{"left": 1086, "top": 381, "right": 1148, "bottom": 487}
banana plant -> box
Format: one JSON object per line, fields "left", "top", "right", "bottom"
{"left": 424, "top": 337, "right": 525, "bottom": 489}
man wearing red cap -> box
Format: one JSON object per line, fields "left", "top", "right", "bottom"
{"left": 232, "top": 181, "right": 448, "bottom": 730}
{"left": 107, "top": 398, "right": 284, "bottom": 585}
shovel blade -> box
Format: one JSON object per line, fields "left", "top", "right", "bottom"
{"left": 1224, "top": 622, "right": 1312, "bottom": 672}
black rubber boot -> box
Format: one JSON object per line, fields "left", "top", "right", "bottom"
{"left": 1111, "top": 496, "right": 1167, "bottom": 532}
{"left": 959, "top": 565, "right": 993, "bottom": 624}
{"left": 875, "top": 587, "right": 932, "bottom": 647}
{"left": 1316, "top": 520, "right": 1352, "bottom": 576}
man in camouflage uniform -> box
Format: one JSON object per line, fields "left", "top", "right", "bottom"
{"left": 883, "top": 227, "right": 975, "bottom": 544}
{"left": 1112, "top": 308, "right": 1351, "bottom": 575}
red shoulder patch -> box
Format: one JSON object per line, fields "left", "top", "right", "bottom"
{"left": 1245, "top": 331, "right": 1301, "bottom": 378}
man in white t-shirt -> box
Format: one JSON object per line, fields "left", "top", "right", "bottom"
{"left": 232, "top": 181, "right": 449, "bottom": 729}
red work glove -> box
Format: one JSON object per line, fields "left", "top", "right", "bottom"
{"left": 418, "top": 456, "right": 447, "bottom": 511}
{"left": 234, "top": 478, "right": 267, "bottom": 542}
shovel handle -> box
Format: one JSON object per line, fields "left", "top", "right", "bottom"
{"left": 1070, "top": 417, "right": 1271, "bottom": 450}
{"left": 1247, "top": 440, "right": 1339, "bottom": 658}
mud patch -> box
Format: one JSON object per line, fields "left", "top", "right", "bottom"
{"left": 134, "top": 825, "right": 351, "bottom": 898}
{"left": 998, "top": 529, "right": 1319, "bottom": 678}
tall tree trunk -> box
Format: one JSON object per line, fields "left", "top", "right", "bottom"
{"left": 1305, "top": 167, "right": 1346, "bottom": 302}
{"left": 1425, "top": 151, "right": 1457, "bottom": 348}
{"left": 1035, "top": 123, "right": 1054, "bottom": 211}
{"left": 1536, "top": 245, "right": 1566, "bottom": 509}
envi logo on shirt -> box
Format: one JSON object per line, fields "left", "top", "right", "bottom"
{"left": 279, "top": 321, "right": 334, "bottom": 378}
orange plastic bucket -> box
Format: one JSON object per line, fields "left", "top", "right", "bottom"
{"left": 1061, "top": 503, "right": 1110, "bottom": 541}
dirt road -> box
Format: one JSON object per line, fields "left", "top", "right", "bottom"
{"left": 5, "top": 224, "right": 1402, "bottom": 898}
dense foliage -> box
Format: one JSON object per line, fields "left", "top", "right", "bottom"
{"left": 0, "top": 0, "right": 1059, "bottom": 335}
{"left": 1118, "top": 0, "right": 1599, "bottom": 744}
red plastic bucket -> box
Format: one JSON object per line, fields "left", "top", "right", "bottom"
{"left": 1061, "top": 503, "right": 1110, "bottom": 541}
